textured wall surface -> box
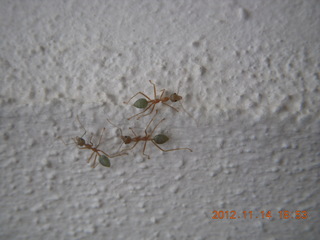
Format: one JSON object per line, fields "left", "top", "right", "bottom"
{"left": 0, "top": 0, "right": 319, "bottom": 239}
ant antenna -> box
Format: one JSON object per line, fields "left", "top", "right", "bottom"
{"left": 76, "top": 115, "right": 87, "bottom": 138}
{"left": 106, "top": 119, "right": 123, "bottom": 136}
{"left": 106, "top": 119, "right": 125, "bottom": 152}
{"left": 176, "top": 81, "right": 198, "bottom": 126}
{"left": 177, "top": 81, "right": 181, "bottom": 95}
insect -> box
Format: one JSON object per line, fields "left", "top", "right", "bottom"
{"left": 59, "top": 117, "right": 127, "bottom": 168}
{"left": 107, "top": 110, "right": 193, "bottom": 159}
{"left": 123, "top": 80, "right": 184, "bottom": 120}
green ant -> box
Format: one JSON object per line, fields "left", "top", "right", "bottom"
{"left": 123, "top": 80, "right": 184, "bottom": 120}
{"left": 59, "top": 116, "right": 127, "bottom": 168}
{"left": 107, "top": 110, "right": 193, "bottom": 159}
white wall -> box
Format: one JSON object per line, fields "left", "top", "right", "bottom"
{"left": 0, "top": 0, "right": 319, "bottom": 239}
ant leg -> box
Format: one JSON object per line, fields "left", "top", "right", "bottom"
{"left": 111, "top": 151, "right": 128, "bottom": 158}
{"left": 129, "top": 127, "right": 137, "bottom": 137}
{"left": 142, "top": 141, "right": 150, "bottom": 159}
{"left": 58, "top": 137, "right": 73, "bottom": 146}
{"left": 136, "top": 104, "right": 156, "bottom": 120}
{"left": 97, "top": 149, "right": 128, "bottom": 158}
{"left": 151, "top": 141, "right": 193, "bottom": 152}
{"left": 159, "top": 89, "right": 166, "bottom": 99}
{"left": 127, "top": 103, "right": 154, "bottom": 120}
{"left": 91, "top": 153, "right": 98, "bottom": 168}
{"left": 123, "top": 92, "right": 152, "bottom": 104}
{"left": 93, "top": 160, "right": 99, "bottom": 168}
{"left": 89, "top": 133, "right": 94, "bottom": 145}
{"left": 87, "top": 151, "right": 95, "bottom": 163}
{"left": 149, "top": 80, "right": 158, "bottom": 99}
{"left": 116, "top": 141, "right": 124, "bottom": 153}
{"left": 162, "top": 102, "right": 179, "bottom": 112}
{"left": 96, "top": 128, "right": 106, "bottom": 148}
{"left": 145, "top": 110, "right": 159, "bottom": 134}
{"left": 150, "top": 118, "right": 166, "bottom": 136}
{"left": 76, "top": 116, "right": 87, "bottom": 138}
{"left": 120, "top": 141, "right": 139, "bottom": 153}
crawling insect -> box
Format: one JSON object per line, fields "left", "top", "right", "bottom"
{"left": 107, "top": 110, "right": 193, "bottom": 159}
{"left": 123, "top": 80, "right": 184, "bottom": 120}
{"left": 59, "top": 117, "right": 127, "bottom": 168}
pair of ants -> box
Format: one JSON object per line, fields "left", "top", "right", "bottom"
{"left": 60, "top": 80, "right": 192, "bottom": 168}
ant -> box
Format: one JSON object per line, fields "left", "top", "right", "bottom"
{"left": 107, "top": 110, "right": 193, "bottom": 159}
{"left": 59, "top": 116, "right": 127, "bottom": 168}
{"left": 123, "top": 80, "right": 183, "bottom": 120}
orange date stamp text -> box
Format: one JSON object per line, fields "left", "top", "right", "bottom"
{"left": 211, "top": 210, "right": 308, "bottom": 220}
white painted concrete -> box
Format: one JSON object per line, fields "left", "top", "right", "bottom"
{"left": 0, "top": 0, "right": 319, "bottom": 239}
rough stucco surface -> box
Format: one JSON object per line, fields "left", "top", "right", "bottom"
{"left": 0, "top": 0, "right": 319, "bottom": 239}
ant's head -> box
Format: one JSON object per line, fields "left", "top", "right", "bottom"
{"left": 74, "top": 137, "right": 85, "bottom": 146}
{"left": 121, "top": 136, "right": 132, "bottom": 144}
{"left": 170, "top": 93, "right": 182, "bottom": 102}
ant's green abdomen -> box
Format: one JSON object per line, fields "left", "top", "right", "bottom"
{"left": 99, "top": 155, "right": 111, "bottom": 167}
{"left": 153, "top": 134, "right": 169, "bottom": 144}
{"left": 133, "top": 98, "right": 148, "bottom": 108}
